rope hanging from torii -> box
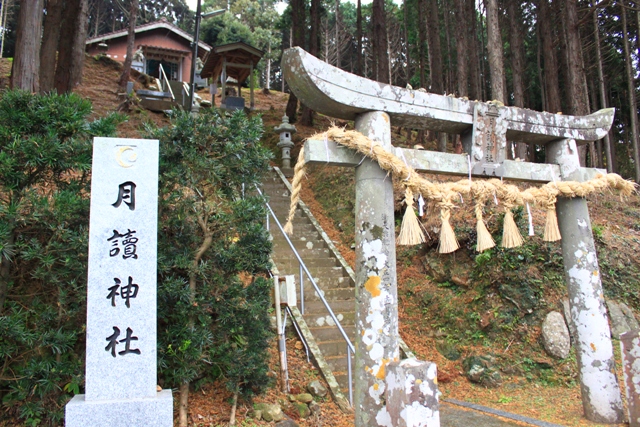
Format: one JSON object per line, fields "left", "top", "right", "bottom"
{"left": 283, "top": 126, "right": 636, "bottom": 254}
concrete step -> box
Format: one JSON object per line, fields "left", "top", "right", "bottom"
{"left": 272, "top": 240, "right": 329, "bottom": 261}
{"left": 317, "top": 339, "right": 353, "bottom": 357}
{"left": 271, "top": 232, "right": 324, "bottom": 244}
{"left": 273, "top": 257, "right": 339, "bottom": 269}
{"left": 272, "top": 237, "right": 328, "bottom": 251}
{"left": 325, "top": 355, "right": 351, "bottom": 374}
{"left": 303, "top": 310, "right": 356, "bottom": 328}
{"left": 309, "top": 325, "right": 356, "bottom": 342}
{"left": 272, "top": 246, "right": 332, "bottom": 259}
{"left": 304, "top": 287, "right": 355, "bottom": 301}
{"left": 273, "top": 274, "right": 353, "bottom": 290}
{"left": 303, "top": 299, "right": 355, "bottom": 315}
{"left": 272, "top": 266, "right": 350, "bottom": 281}
{"left": 268, "top": 216, "right": 313, "bottom": 229}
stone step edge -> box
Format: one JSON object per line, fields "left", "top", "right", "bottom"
{"left": 289, "top": 306, "right": 353, "bottom": 413}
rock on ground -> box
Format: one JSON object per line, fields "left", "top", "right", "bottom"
{"left": 541, "top": 311, "right": 571, "bottom": 359}
{"left": 254, "top": 402, "right": 285, "bottom": 422}
{"left": 607, "top": 300, "right": 640, "bottom": 339}
{"left": 307, "top": 380, "right": 328, "bottom": 397}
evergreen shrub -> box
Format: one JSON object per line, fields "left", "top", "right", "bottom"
{"left": 1, "top": 92, "right": 273, "bottom": 425}
{"left": 0, "top": 90, "right": 123, "bottom": 425}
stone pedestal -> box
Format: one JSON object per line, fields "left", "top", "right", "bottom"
{"left": 621, "top": 330, "right": 640, "bottom": 427}
{"left": 381, "top": 359, "right": 440, "bottom": 427}
{"left": 65, "top": 390, "right": 173, "bottom": 427}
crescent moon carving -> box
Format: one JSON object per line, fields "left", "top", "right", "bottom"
{"left": 116, "top": 146, "right": 137, "bottom": 168}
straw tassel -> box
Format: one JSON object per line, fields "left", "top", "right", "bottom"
{"left": 397, "top": 187, "right": 426, "bottom": 245}
{"left": 438, "top": 200, "right": 459, "bottom": 253}
{"left": 475, "top": 201, "right": 495, "bottom": 252}
{"left": 501, "top": 206, "right": 524, "bottom": 248}
{"left": 543, "top": 203, "right": 562, "bottom": 242}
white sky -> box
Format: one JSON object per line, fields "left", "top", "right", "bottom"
{"left": 185, "top": 0, "right": 374, "bottom": 15}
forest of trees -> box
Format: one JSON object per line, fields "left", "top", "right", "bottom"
{"left": 4, "top": 0, "right": 640, "bottom": 177}
{"left": 278, "top": 0, "right": 640, "bottom": 180}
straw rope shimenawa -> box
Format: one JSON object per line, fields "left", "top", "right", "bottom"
{"left": 283, "top": 127, "right": 636, "bottom": 253}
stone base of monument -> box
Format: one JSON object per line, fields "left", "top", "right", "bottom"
{"left": 65, "top": 389, "right": 173, "bottom": 427}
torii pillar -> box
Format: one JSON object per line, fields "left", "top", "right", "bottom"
{"left": 352, "top": 111, "right": 400, "bottom": 425}
{"left": 283, "top": 47, "right": 623, "bottom": 425}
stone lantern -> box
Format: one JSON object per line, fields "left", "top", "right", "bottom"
{"left": 274, "top": 115, "right": 297, "bottom": 172}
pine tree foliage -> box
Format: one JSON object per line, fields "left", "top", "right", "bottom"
{"left": 0, "top": 90, "right": 124, "bottom": 425}
{"left": 145, "top": 108, "right": 274, "bottom": 401}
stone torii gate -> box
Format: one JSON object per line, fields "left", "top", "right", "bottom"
{"left": 283, "top": 47, "right": 624, "bottom": 426}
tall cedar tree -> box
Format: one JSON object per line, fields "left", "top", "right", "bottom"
{"left": 11, "top": 0, "right": 44, "bottom": 91}
{"left": 118, "top": 0, "right": 139, "bottom": 88}
{"left": 40, "top": 0, "right": 63, "bottom": 92}
{"left": 507, "top": 1, "right": 528, "bottom": 160}
{"left": 485, "top": 0, "right": 505, "bottom": 103}
{"left": 53, "top": 0, "right": 89, "bottom": 93}
{"left": 285, "top": 0, "right": 305, "bottom": 121}
{"left": 371, "top": 0, "right": 389, "bottom": 83}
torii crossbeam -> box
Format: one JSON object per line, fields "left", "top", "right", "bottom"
{"left": 283, "top": 47, "right": 624, "bottom": 426}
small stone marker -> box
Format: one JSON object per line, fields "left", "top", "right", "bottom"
{"left": 65, "top": 138, "right": 172, "bottom": 427}
{"left": 620, "top": 330, "right": 640, "bottom": 427}
{"left": 381, "top": 359, "right": 440, "bottom": 427}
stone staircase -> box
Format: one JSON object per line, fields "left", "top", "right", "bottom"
{"left": 261, "top": 167, "right": 357, "bottom": 404}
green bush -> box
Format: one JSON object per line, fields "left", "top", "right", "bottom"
{"left": 0, "top": 90, "right": 123, "bottom": 425}
{"left": 146, "top": 108, "right": 273, "bottom": 408}
{"left": 0, "top": 92, "right": 273, "bottom": 425}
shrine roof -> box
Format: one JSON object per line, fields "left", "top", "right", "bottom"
{"left": 85, "top": 19, "right": 212, "bottom": 53}
{"left": 200, "top": 42, "right": 264, "bottom": 84}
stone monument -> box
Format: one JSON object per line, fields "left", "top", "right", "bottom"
{"left": 65, "top": 138, "right": 172, "bottom": 426}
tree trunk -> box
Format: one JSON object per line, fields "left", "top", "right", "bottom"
{"left": 229, "top": 390, "right": 239, "bottom": 426}
{"left": 371, "top": 0, "right": 389, "bottom": 83}
{"left": 286, "top": 0, "right": 306, "bottom": 122}
{"left": 563, "top": 0, "right": 590, "bottom": 166}
{"left": 454, "top": 0, "right": 468, "bottom": 97}
{"left": 40, "top": 0, "right": 64, "bottom": 93}
{"left": 118, "top": 0, "right": 138, "bottom": 88}
{"left": 538, "top": 0, "right": 562, "bottom": 113}
{"left": 426, "top": 0, "right": 443, "bottom": 94}
{"left": 334, "top": 0, "right": 340, "bottom": 68}
{"left": 485, "top": 0, "right": 505, "bottom": 103}
{"left": 11, "top": 0, "right": 44, "bottom": 92}
{"left": 179, "top": 382, "right": 190, "bottom": 427}
{"left": 356, "top": 0, "right": 362, "bottom": 76}
{"left": 402, "top": 0, "right": 410, "bottom": 85}
{"left": 0, "top": 230, "right": 14, "bottom": 315}
{"left": 507, "top": 1, "right": 528, "bottom": 160}
{"left": 266, "top": 42, "right": 271, "bottom": 90}
{"left": 300, "top": 0, "right": 315, "bottom": 126}
{"left": 622, "top": 2, "right": 640, "bottom": 182}
{"left": 417, "top": 0, "right": 427, "bottom": 88}
{"left": 466, "top": 0, "right": 481, "bottom": 100}
{"left": 54, "top": 0, "right": 89, "bottom": 93}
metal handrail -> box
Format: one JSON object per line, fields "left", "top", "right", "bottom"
{"left": 158, "top": 64, "right": 175, "bottom": 100}
{"left": 255, "top": 185, "right": 355, "bottom": 403}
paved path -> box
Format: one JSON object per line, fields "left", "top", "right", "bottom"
{"left": 441, "top": 400, "right": 565, "bottom": 427}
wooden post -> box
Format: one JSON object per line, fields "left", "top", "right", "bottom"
{"left": 250, "top": 60, "right": 255, "bottom": 110}
{"left": 221, "top": 58, "right": 227, "bottom": 107}
{"left": 273, "top": 276, "right": 289, "bottom": 393}
{"left": 547, "top": 138, "right": 624, "bottom": 424}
